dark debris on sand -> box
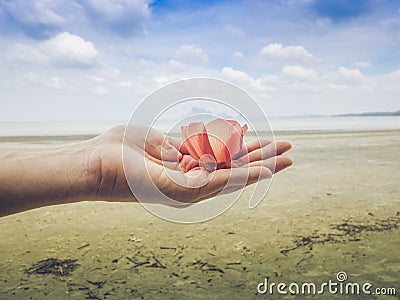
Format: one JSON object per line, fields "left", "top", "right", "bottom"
{"left": 332, "top": 217, "right": 399, "bottom": 235}
{"left": 280, "top": 215, "right": 399, "bottom": 255}
{"left": 25, "top": 258, "right": 79, "bottom": 276}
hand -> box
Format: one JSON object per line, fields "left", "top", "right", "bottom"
{"left": 0, "top": 124, "right": 293, "bottom": 216}
{"left": 90, "top": 125, "right": 292, "bottom": 205}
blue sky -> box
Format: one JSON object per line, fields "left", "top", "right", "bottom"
{"left": 0, "top": 0, "right": 399, "bottom": 121}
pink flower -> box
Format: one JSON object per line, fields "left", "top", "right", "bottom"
{"left": 180, "top": 119, "right": 248, "bottom": 172}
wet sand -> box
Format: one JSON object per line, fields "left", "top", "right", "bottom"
{"left": 0, "top": 130, "right": 399, "bottom": 299}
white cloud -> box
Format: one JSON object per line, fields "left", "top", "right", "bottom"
{"left": 0, "top": 1, "right": 399, "bottom": 122}
{"left": 260, "top": 43, "right": 314, "bottom": 63}
{"left": 221, "top": 67, "right": 253, "bottom": 84}
{"left": 1, "top": 0, "right": 151, "bottom": 38}
{"left": 39, "top": 32, "right": 99, "bottom": 67}
{"left": 221, "top": 67, "right": 269, "bottom": 91}
{"left": 350, "top": 61, "right": 373, "bottom": 69}
{"left": 274, "top": 65, "right": 369, "bottom": 92}
{"left": 176, "top": 44, "right": 208, "bottom": 63}
{"left": 233, "top": 51, "right": 244, "bottom": 59}
{"left": 377, "top": 70, "right": 400, "bottom": 92}
{"left": 87, "top": 0, "right": 150, "bottom": 17}
{"left": 50, "top": 76, "right": 64, "bottom": 89}
{"left": 382, "top": 69, "right": 400, "bottom": 80}
{"left": 8, "top": 43, "right": 47, "bottom": 64}
{"left": 118, "top": 80, "right": 134, "bottom": 88}
{"left": 112, "top": 68, "right": 121, "bottom": 75}
{"left": 2, "top": 0, "right": 65, "bottom": 26}
{"left": 168, "top": 59, "right": 186, "bottom": 70}
{"left": 138, "top": 58, "right": 153, "bottom": 66}
{"left": 21, "top": 72, "right": 66, "bottom": 89}
{"left": 87, "top": 75, "right": 105, "bottom": 83}
{"left": 282, "top": 65, "right": 317, "bottom": 80}
{"left": 337, "top": 67, "right": 366, "bottom": 81}
{"left": 85, "top": 0, "right": 151, "bottom": 35}
{"left": 8, "top": 32, "right": 99, "bottom": 68}
{"left": 92, "top": 85, "right": 109, "bottom": 95}
{"left": 152, "top": 75, "right": 179, "bottom": 85}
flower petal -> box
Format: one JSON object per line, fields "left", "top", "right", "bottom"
{"left": 181, "top": 122, "right": 215, "bottom": 160}
{"left": 226, "top": 120, "right": 248, "bottom": 156}
{"left": 205, "top": 119, "right": 247, "bottom": 168}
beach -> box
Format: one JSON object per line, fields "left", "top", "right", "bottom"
{"left": 0, "top": 130, "right": 399, "bottom": 299}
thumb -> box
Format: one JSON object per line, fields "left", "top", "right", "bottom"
{"left": 161, "top": 138, "right": 183, "bottom": 162}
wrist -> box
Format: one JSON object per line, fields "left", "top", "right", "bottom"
{"left": 0, "top": 141, "right": 101, "bottom": 216}
{"left": 65, "top": 140, "right": 101, "bottom": 200}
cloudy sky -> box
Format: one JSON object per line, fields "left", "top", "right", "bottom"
{"left": 0, "top": 0, "right": 399, "bottom": 121}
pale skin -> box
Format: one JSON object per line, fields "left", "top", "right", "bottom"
{"left": 0, "top": 125, "right": 292, "bottom": 217}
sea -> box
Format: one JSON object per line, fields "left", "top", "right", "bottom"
{"left": 0, "top": 116, "right": 399, "bottom": 137}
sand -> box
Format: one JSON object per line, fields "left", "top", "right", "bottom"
{"left": 0, "top": 130, "right": 399, "bottom": 299}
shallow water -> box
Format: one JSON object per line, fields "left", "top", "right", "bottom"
{"left": 1, "top": 116, "right": 400, "bottom": 137}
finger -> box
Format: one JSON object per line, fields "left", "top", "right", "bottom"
{"left": 274, "top": 156, "right": 293, "bottom": 173}
{"left": 137, "top": 128, "right": 181, "bottom": 162}
{"left": 161, "top": 138, "right": 182, "bottom": 161}
{"left": 218, "top": 166, "right": 272, "bottom": 186}
{"left": 142, "top": 135, "right": 182, "bottom": 165}
{"left": 197, "top": 166, "right": 272, "bottom": 201}
{"left": 168, "top": 136, "right": 190, "bottom": 155}
{"left": 235, "top": 141, "right": 292, "bottom": 166}
{"left": 198, "top": 166, "right": 272, "bottom": 200}
{"left": 144, "top": 152, "right": 181, "bottom": 170}
{"left": 178, "top": 155, "right": 199, "bottom": 172}
{"left": 234, "top": 138, "right": 272, "bottom": 159}
{"left": 201, "top": 156, "right": 293, "bottom": 201}
{"left": 240, "top": 166, "right": 273, "bottom": 185}
{"left": 245, "top": 155, "right": 293, "bottom": 173}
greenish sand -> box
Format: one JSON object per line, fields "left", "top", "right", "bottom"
{"left": 0, "top": 130, "right": 399, "bottom": 299}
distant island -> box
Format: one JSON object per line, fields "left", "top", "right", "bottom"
{"left": 334, "top": 110, "right": 400, "bottom": 117}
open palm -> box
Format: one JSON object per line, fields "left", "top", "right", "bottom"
{"left": 90, "top": 125, "right": 292, "bottom": 205}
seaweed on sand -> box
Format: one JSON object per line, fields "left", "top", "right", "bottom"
{"left": 332, "top": 217, "right": 399, "bottom": 235}
{"left": 280, "top": 215, "right": 400, "bottom": 255}
{"left": 25, "top": 258, "right": 79, "bottom": 276}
